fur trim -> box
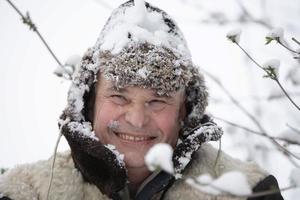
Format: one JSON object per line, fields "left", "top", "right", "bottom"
{"left": 165, "top": 144, "right": 268, "bottom": 200}
{"left": 0, "top": 145, "right": 267, "bottom": 200}
{"left": 0, "top": 151, "right": 110, "bottom": 200}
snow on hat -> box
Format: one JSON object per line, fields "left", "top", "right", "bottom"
{"left": 60, "top": 0, "right": 209, "bottom": 138}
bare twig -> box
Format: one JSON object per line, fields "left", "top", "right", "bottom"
{"left": 278, "top": 41, "right": 299, "bottom": 54}
{"left": 202, "top": 69, "right": 266, "bottom": 132}
{"left": 213, "top": 139, "right": 222, "bottom": 177}
{"left": 5, "top": 0, "right": 70, "bottom": 78}
{"left": 287, "top": 124, "right": 300, "bottom": 135}
{"left": 46, "top": 132, "right": 62, "bottom": 200}
{"left": 292, "top": 38, "right": 300, "bottom": 46}
{"left": 204, "top": 67, "right": 300, "bottom": 159}
{"left": 189, "top": 176, "right": 296, "bottom": 199}
{"left": 268, "top": 92, "right": 300, "bottom": 101}
{"left": 235, "top": 0, "right": 272, "bottom": 29}
{"left": 286, "top": 155, "right": 300, "bottom": 168}
{"left": 274, "top": 79, "right": 300, "bottom": 111}
{"left": 214, "top": 116, "right": 300, "bottom": 146}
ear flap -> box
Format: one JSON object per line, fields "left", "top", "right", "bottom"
{"left": 61, "top": 124, "right": 127, "bottom": 198}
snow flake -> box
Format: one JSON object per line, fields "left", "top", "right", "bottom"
{"left": 263, "top": 59, "right": 280, "bottom": 77}
{"left": 226, "top": 28, "right": 242, "bottom": 43}
{"left": 68, "top": 84, "right": 89, "bottom": 115}
{"left": 53, "top": 55, "right": 81, "bottom": 79}
{"left": 145, "top": 143, "right": 174, "bottom": 174}
{"left": 105, "top": 144, "right": 125, "bottom": 164}
{"left": 68, "top": 121, "right": 98, "bottom": 141}
{"left": 65, "top": 54, "right": 81, "bottom": 67}
{"left": 108, "top": 120, "right": 119, "bottom": 130}
{"left": 266, "top": 27, "right": 284, "bottom": 42}
{"left": 137, "top": 66, "right": 150, "bottom": 78}
{"left": 186, "top": 171, "right": 252, "bottom": 196}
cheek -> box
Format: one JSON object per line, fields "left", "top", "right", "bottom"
{"left": 154, "top": 107, "right": 181, "bottom": 145}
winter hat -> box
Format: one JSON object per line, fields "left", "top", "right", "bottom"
{"left": 59, "top": 0, "right": 223, "bottom": 198}
{"left": 62, "top": 0, "right": 209, "bottom": 137}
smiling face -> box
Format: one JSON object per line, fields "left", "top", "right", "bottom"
{"left": 93, "top": 74, "right": 186, "bottom": 170}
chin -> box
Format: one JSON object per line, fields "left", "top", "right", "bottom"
{"left": 123, "top": 151, "right": 148, "bottom": 169}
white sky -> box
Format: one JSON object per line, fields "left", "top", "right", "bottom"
{"left": 0, "top": 0, "right": 299, "bottom": 199}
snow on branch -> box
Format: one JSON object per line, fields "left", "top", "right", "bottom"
{"left": 266, "top": 28, "right": 300, "bottom": 57}
{"left": 5, "top": 0, "right": 77, "bottom": 80}
{"left": 226, "top": 28, "right": 241, "bottom": 43}
{"left": 186, "top": 171, "right": 252, "bottom": 196}
{"left": 145, "top": 143, "right": 174, "bottom": 174}
{"left": 187, "top": 171, "right": 297, "bottom": 199}
{"left": 226, "top": 29, "right": 300, "bottom": 112}
{"left": 265, "top": 27, "right": 284, "bottom": 44}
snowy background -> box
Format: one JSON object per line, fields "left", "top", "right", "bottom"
{"left": 1, "top": 0, "right": 300, "bottom": 199}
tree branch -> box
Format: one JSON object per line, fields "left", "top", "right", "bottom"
{"left": 5, "top": 0, "right": 71, "bottom": 79}
{"left": 234, "top": 42, "right": 300, "bottom": 111}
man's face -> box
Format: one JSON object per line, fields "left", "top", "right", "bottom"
{"left": 93, "top": 74, "right": 186, "bottom": 169}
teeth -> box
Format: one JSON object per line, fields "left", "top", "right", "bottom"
{"left": 117, "top": 133, "right": 151, "bottom": 142}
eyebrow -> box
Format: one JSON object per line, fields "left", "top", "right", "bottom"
{"left": 106, "top": 85, "right": 128, "bottom": 93}
{"left": 106, "top": 85, "right": 173, "bottom": 99}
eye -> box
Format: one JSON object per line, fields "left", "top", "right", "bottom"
{"left": 147, "top": 99, "right": 167, "bottom": 111}
{"left": 110, "top": 95, "right": 128, "bottom": 105}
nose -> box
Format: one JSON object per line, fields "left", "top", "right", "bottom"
{"left": 125, "top": 103, "right": 149, "bottom": 128}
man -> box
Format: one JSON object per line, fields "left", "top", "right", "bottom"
{"left": 0, "top": 1, "right": 283, "bottom": 199}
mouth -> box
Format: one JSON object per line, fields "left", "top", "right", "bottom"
{"left": 113, "top": 131, "right": 156, "bottom": 143}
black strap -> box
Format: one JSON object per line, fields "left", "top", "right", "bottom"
{"left": 135, "top": 171, "right": 174, "bottom": 200}
{"left": 248, "top": 175, "right": 284, "bottom": 200}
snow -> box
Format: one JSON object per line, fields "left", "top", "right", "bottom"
{"left": 97, "top": 0, "right": 191, "bottom": 59}
{"left": 65, "top": 54, "right": 81, "bottom": 67}
{"left": 226, "top": 28, "right": 242, "bottom": 43}
{"left": 137, "top": 66, "right": 150, "bottom": 78}
{"left": 105, "top": 144, "right": 125, "bottom": 164}
{"left": 108, "top": 120, "right": 119, "bottom": 130}
{"left": 289, "top": 169, "right": 300, "bottom": 187}
{"left": 133, "top": 0, "right": 147, "bottom": 24}
{"left": 68, "top": 84, "right": 89, "bottom": 118}
{"left": 145, "top": 143, "right": 174, "bottom": 174}
{"left": 186, "top": 171, "right": 252, "bottom": 196}
{"left": 177, "top": 151, "right": 192, "bottom": 172}
{"left": 263, "top": 59, "right": 280, "bottom": 77}
{"left": 1, "top": 1, "right": 300, "bottom": 199}
{"left": 53, "top": 55, "right": 81, "bottom": 78}
{"left": 266, "top": 27, "right": 284, "bottom": 41}
{"left": 68, "top": 121, "right": 98, "bottom": 141}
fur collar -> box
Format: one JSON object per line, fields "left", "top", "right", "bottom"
{"left": 61, "top": 114, "right": 223, "bottom": 198}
